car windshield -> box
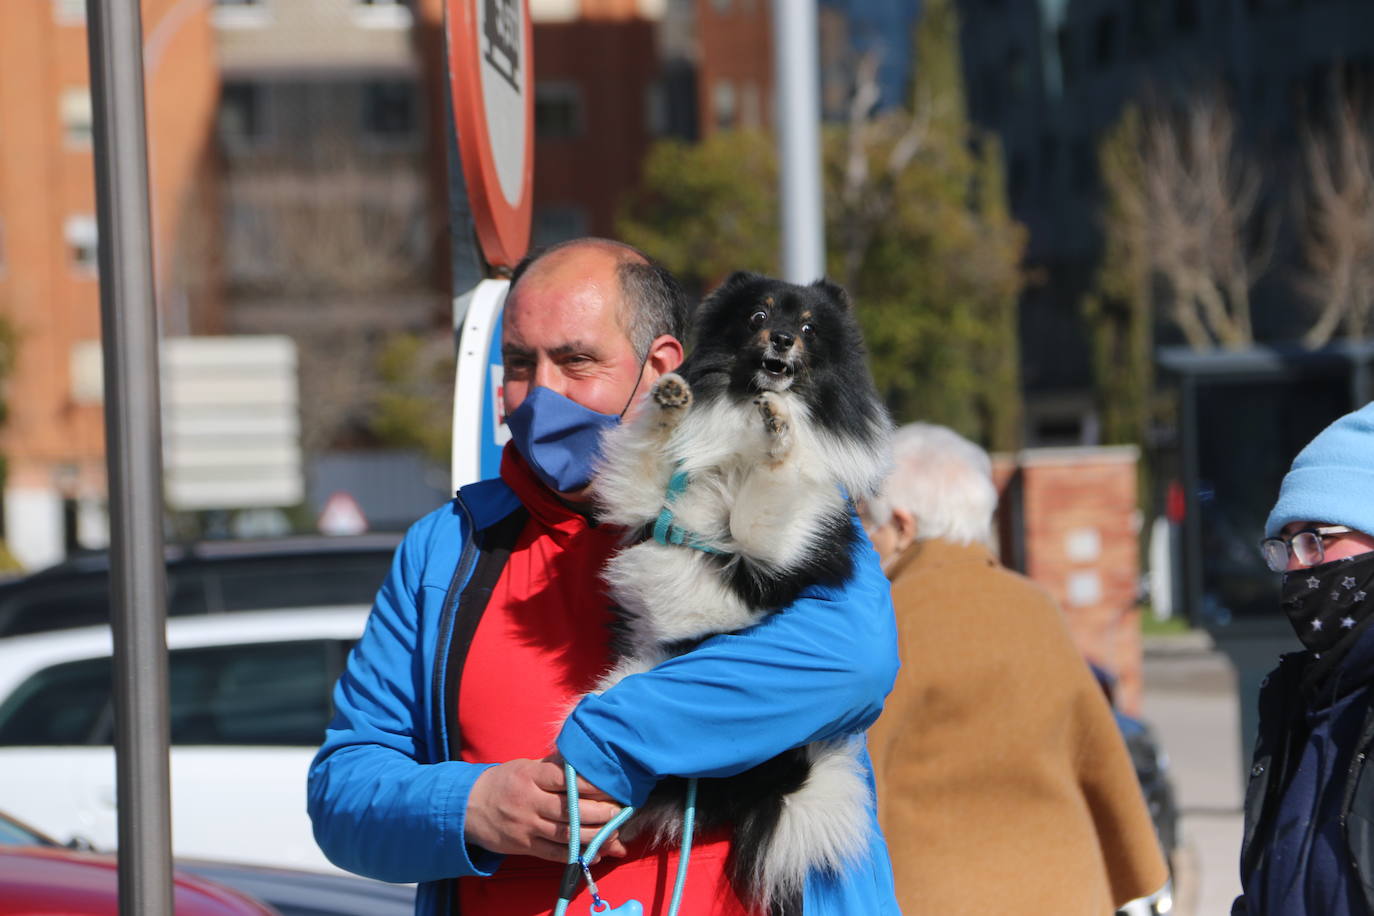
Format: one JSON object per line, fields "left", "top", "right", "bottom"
{"left": 0, "top": 812, "right": 53, "bottom": 846}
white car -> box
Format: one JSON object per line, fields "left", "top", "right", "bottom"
{"left": 0, "top": 606, "right": 370, "bottom": 873}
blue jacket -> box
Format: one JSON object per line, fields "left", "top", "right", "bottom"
{"left": 307, "top": 477, "right": 902, "bottom": 915}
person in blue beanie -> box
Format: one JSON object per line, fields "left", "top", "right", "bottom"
{"left": 1234, "top": 401, "right": 1374, "bottom": 915}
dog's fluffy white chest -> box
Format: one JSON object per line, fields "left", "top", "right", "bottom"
{"left": 592, "top": 376, "right": 856, "bottom": 661}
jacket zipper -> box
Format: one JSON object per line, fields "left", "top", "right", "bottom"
{"left": 431, "top": 497, "right": 479, "bottom": 764}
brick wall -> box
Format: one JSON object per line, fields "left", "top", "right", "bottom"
{"left": 993, "top": 446, "right": 1145, "bottom": 714}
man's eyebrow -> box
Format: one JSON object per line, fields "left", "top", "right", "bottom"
{"left": 502, "top": 341, "right": 593, "bottom": 357}
{"left": 548, "top": 341, "right": 598, "bottom": 357}
{"left": 501, "top": 341, "right": 600, "bottom": 359}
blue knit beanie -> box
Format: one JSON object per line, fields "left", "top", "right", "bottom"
{"left": 1266, "top": 401, "right": 1374, "bottom": 538}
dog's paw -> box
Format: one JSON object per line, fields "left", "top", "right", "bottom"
{"left": 652, "top": 373, "right": 692, "bottom": 411}
{"left": 753, "top": 393, "right": 793, "bottom": 463}
{"left": 754, "top": 392, "right": 790, "bottom": 435}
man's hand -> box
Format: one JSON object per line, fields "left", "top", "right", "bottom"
{"left": 464, "top": 758, "right": 629, "bottom": 863}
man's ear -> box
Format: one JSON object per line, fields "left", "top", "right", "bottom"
{"left": 890, "top": 506, "right": 917, "bottom": 554}
{"left": 644, "top": 333, "right": 685, "bottom": 382}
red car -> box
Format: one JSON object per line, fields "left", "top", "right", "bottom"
{"left": 0, "top": 845, "right": 279, "bottom": 916}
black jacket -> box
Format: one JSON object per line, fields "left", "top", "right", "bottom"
{"left": 1235, "top": 651, "right": 1374, "bottom": 914}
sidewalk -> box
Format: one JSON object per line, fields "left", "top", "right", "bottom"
{"left": 1140, "top": 632, "right": 1244, "bottom": 916}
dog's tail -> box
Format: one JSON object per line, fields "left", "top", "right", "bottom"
{"left": 731, "top": 739, "right": 872, "bottom": 913}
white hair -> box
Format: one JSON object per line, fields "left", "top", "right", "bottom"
{"left": 865, "top": 422, "right": 998, "bottom": 548}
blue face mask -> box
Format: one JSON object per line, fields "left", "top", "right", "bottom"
{"left": 505, "top": 386, "right": 622, "bottom": 493}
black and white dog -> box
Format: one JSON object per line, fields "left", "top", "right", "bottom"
{"left": 587, "top": 271, "right": 893, "bottom": 912}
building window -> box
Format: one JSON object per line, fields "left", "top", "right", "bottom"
{"left": 1093, "top": 13, "right": 1118, "bottom": 69}
{"left": 979, "top": 68, "right": 1003, "bottom": 119}
{"left": 218, "top": 82, "right": 266, "bottom": 147}
{"left": 1175, "top": 0, "right": 1199, "bottom": 33}
{"left": 740, "top": 82, "right": 761, "bottom": 128}
{"left": 1008, "top": 152, "right": 1028, "bottom": 204}
{"left": 1056, "top": 26, "right": 1076, "bottom": 89}
{"left": 713, "top": 80, "right": 737, "bottom": 131}
{"left": 646, "top": 83, "right": 669, "bottom": 137}
{"left": 361, "top": 81, "right": 417, "bottom": 141}
{"left": 532, "top": 206, "right": 589, "bottom": 247}
{"left": 60, "top": 88, "right": 93, "bottom": 147}
{"left": 1129, "top": 0, "right": 1163, "bottom": 55}
{"left": 534, "top": 83, "right": 583, "bottom": 139}
{"left": 65, "top": 216, "right": 99, "bottom": 274}
{"left": 52, "top": 0, "right": 85, "bottom": 25}
{"left": 1039, "top": 133, "right": 1059, "bottom": 188}
{"left": 353, "top": 0, "right": 412, "bottom": 28}
{"left": 1072, "top": 139, "right": 1095, "bottom": 192}
{"left": 212, "top": 0, "right": 269, "bottom": 29}
{"left": 224, "top": 201, "right": 277, "bottom": 284}
{"left": 1006, "top": 46, "right": 1027, "bottom": 99}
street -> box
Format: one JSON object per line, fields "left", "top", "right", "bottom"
{"left": 1141, "top": 632, "right": 1245, "bottom": 916}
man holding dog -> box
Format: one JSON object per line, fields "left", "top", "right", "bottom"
{"left": 307, "top": 239, "right": 901, "bottom": 915}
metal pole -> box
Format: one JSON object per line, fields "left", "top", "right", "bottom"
{"left": 85, "top": 2, "right": 173, "bottom": 914}
{"left": 773, "top": 0, "right": 826, "bottom": 283}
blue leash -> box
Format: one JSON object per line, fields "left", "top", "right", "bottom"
{"left": 554, "top": 763, "right": 698, "bottom": 916}
{"left": 554, "top": 467, "right": 707, "bottom": 913}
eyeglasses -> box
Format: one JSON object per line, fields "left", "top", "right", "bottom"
{"left": 1260, "top": 525, "right": 1354, "bottom": 572}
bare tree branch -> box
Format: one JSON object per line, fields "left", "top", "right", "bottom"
{"left": 1297, "top": 97, "right": 1374, "bottom": 347}
{"left": 213, "top": 137, "right": 440, "bottom": 456}
{"left": 837, "top": 51, "right": 929, "bottom": 291}
{"left": 1134, "top": 90, "right": 1267, "bottom": 349}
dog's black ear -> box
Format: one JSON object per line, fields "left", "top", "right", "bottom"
{"left": 701, "top": 270, "right": 763, "bottom": 311}
{"left": 810, "top": 277, "right": 851, "bottom": 309}
{"left": 715, "top": 270, "right": 764, "bottom": 294}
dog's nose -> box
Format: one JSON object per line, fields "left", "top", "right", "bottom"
{"left": 771, "top": 331, "right": 795, "bottom": 350}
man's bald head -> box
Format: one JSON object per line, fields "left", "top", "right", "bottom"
{"left": 508, "top": 238, "right": 690, "bottom": 359}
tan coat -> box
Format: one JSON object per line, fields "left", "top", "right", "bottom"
{"left": 867, "top": 538, "right": 1169, "bottom": 914}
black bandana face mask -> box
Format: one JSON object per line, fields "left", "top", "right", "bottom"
{"left": 1282, "top": 550, "right": 1374, "bottom": 653}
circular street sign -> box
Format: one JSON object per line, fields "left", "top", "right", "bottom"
{"left": 446, "top": 0, "right": 534, "bottom": 269}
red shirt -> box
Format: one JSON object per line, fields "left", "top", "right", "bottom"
{"left": 455, "top": 447, "right": 754, "bottom": 916}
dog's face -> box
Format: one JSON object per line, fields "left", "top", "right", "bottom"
{"left": 693, "top": 272, "right": 859, "bottom": 398}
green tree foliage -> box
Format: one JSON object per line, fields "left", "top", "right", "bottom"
{"left": 619, "top": 0, "right": 1026, "bottom": 449}
{"left": 618, "top": 131, "right": 780, "bottom": 289}
{"left": 369, "top": 331, "right": 453, "bottom": 466}
{"left": 0, "top": 312, "right": 21, "bottom": 571}
{"left": 1082, "top": 105, "right": 1153, "bottom": 448}
{"left": 0, "top": 314, "right": 17, "bottom": 430}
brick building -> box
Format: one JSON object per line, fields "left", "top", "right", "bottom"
{"left": 0, "top": 0, "right": 220, "bottom": 569}
{"left": 694, "top": 0, "right": 773, "bottom": 135}
{"left": 513, "top": 0, "right": 677, "bottom": 244}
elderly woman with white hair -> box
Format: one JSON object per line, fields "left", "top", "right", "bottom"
{"left": 861, "top": 423, "right": 1168, "bottom": 914}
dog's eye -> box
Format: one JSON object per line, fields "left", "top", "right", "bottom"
{"left": 801, "top": 323, "right": 816, "bottom": 339}
{"left": 749, "top": 310, "right": 768, "bottom": 329}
